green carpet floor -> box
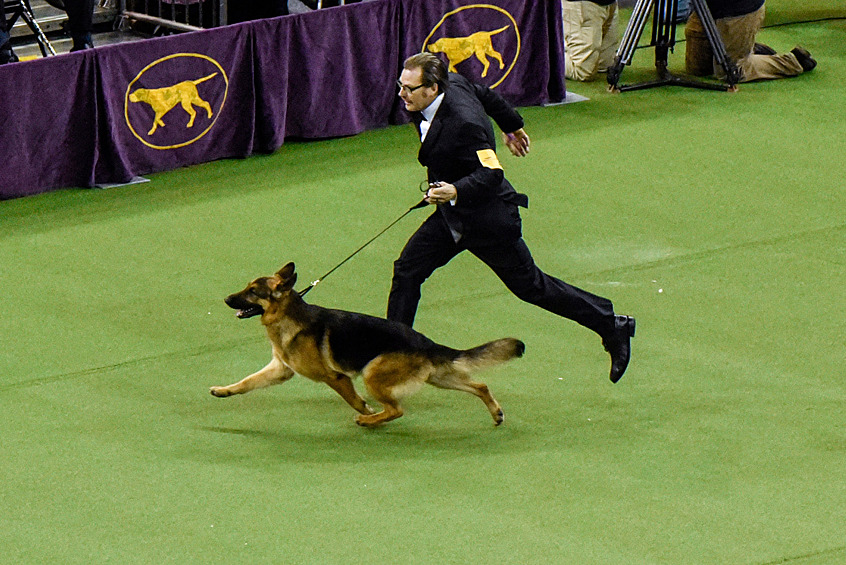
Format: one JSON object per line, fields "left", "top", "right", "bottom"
{"left": 2, "top": 3, "right": 845, "bottom": 563}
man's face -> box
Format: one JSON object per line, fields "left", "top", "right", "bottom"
{"left": 398, "top": 67, "right": 439, "bottom": 113}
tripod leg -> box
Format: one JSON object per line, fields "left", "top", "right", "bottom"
{"left": 652, "top": 0, "right": 677, "bottom": 47}
{"left": 20, "top": 0, "right": 56, "bottom": 56}
{"left": 607, "top": 0, "right": 654, "bottom": 88}
{"left": 689, "top": 0, "right": 739, "bottom": 86}
{"left": 651, "top": 0, "right": 678, "bottom": 79}
{"left": 611, "top": 0, "right": 733, "bottom": 92}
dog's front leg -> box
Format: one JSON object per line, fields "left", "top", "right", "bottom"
{"left": 210, "top": 359, "right": 294, "bottom": 397}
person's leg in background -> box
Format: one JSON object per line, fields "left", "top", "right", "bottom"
{"left": 596, "top": 2, "right": 620, "bottom": 74}
{"left": 0, "top": 1, "right": 19, "bottom": 64}
{"left": 684, "top": 11, "right": 715, "bottom": 76}
{"left": 563, "top": 1, "right": 607, "bottom": 82}
{"left": 64, "top": 0, "right": 96, "bottom": 51}
{"left": 716, "top": 6, "right": 805, "bottom": 81}
{"left": 686, "top": 5, "right": 808, "bottom": 81}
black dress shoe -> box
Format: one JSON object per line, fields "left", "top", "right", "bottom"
{"left": 603, "top": 315, "right": 635, "bottom": 383}
{"left": 791, "top": 46, "right": 817, "bottom": 72}
{"left": 70, "top": 33, "right": 94, "bottom": 52}
{"left": 0, "top": 43, "right": 18, "bottom": 65}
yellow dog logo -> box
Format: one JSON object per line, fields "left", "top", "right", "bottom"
{"left": 129, "top": 73, "right": 217, "bottom": 136}
{"left": 427, "top": 26, "right": 509, "bottom": 78}
{"left": 422, "top": 5, "right": 520, "bottom": 88}
{"left": 124, "top": 53, "right": 229, "bottom": 150}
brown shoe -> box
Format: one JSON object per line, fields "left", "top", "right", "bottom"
{"left": 753, "top": 42, "right": 777, "bottom": 55}
{"left": 791, "top": 46, "right": 817, "bottom": 72}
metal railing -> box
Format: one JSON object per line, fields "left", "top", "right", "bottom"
{"left": 117, "top": 0, "right": 226, "bottom": 32}
{"left": 114, "top": 0, "right": 361, "bottom": 33}
{"left": 10, "top": 0, "right": 363, "bottom": 41}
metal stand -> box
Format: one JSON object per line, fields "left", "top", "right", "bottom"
{"left": 4, "top": 0, "right": 56, "bottom": 56}
{"left": 606, "top": 0, "right": 739, "bottom": 92}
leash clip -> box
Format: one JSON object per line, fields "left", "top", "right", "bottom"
{"left": 298, "top": 279, "right": 320, "bottom": 297}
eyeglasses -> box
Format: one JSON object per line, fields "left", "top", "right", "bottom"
{"left": 396, "top": 80, "right": 426, "bottom": 94}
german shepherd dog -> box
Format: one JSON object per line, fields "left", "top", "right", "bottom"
{"left": 210, "top": 263, "right": 525, "bottom": 427}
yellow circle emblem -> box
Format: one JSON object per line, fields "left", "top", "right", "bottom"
{"left": 422, "top": 4, "right": 520, "bottom": 89}
{"left": 124, "top": 53, "right": 229, "bottom": 150}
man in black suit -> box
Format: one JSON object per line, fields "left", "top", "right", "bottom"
{"left": 388, "top": 53, "right": 635, "bottom": 383}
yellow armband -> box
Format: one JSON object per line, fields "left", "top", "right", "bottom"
{"left": 476, "top": 149, "right": 502, "bottom": 170}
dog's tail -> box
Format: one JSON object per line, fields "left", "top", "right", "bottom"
{"left": 193, "top": 72, "right": 219, "bottom": 85}
{"left": 454, "top": 338, "right": 524, "bottom": 373}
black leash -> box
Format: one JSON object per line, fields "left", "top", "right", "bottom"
{"left": 298, "top": 198, "right": 428, "bottom": 297}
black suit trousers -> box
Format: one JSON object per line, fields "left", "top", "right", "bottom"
{"left": 388, "top": 210, "right": 616, "bottom": 337}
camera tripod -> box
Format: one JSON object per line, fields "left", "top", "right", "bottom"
{"left": 3, "top": 0, "right": 56, "bottom": 56}
{"left": 606, "top": 0, "right": 739, "bottom": 92}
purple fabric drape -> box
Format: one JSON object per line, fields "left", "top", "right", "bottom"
{"left": 96, "top": 24, "right": 256, "bottom": 177}
{"left": 0, "top": 53, "right": 99, "bottom": 198}
{"left": 251, "top": 0, "right": 402, "bottom": 148}
{"left": 0, "top": 0, "right": 565, "bottom": 200}
{"left": 399, "top": 0, "right": 565, "bottom": 107}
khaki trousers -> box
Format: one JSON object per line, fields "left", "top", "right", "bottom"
{"left": 562, "top": 1, "right": 620, "bottom": 82}
{"left": 684, "top": 5, "right": 803, "bottom": 82}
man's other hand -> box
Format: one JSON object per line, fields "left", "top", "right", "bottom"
{"left": 503, "top": 128, "right": 530, "bottom": 157}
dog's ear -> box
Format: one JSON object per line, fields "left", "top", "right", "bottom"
{"left": 275, "top": 262, "right": 297, "bottom": 292}
{"left": 277, "top": 262, "right": 296, "bottom": 281}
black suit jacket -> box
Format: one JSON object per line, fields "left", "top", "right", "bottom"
{"left": 412, "top": 73, "right": 529, "bottom": 245}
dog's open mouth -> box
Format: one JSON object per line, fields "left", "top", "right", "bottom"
{"left": 235, "top": 306, "right": 264, "bottom": 319}
{"left": 225, "top": 294, "right": 264, "bottom": 319}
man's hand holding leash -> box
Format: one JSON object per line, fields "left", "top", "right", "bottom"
{"left": 425, "top": 182, "right": 457, "bottom": 205}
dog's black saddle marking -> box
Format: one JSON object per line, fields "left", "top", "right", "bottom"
{"left": 312, "top": 307, "right": 458, "bottom": 372}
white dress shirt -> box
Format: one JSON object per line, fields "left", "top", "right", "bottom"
{"left": 419, "top": 93, "right": 445, "bottom": 142}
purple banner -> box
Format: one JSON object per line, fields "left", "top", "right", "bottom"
{"left": 96, "top": 23, "right": 256, "bottom": 177}
{"left": 0, "top": 52, "right": 100, "bottom": 198}
{"left": 0, "top": 0, "right": 564, "bottom": 200}
{"left": 252, "top": 1, "right": 402, "bottom": 148}
{"left": 399, "top": 0, "right": 565, "bottom": 108}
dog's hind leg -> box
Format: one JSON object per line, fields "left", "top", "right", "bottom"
{"left": 210, "top": 359, "right": 294, "bottom": 397}
{"left": 428, "top": 369, "right": 504, "bottom": 426}
{"left": 324, "top": 373, "right": 373, "bottom": 415}
{"left": 355, "top": 354, "right": 429, "bottom": 427}
{"left": 195, "top": 98, "right": 213, "bottom": 119}
{"left": 486, "top": 46, "right": 505, "bottom": 70}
